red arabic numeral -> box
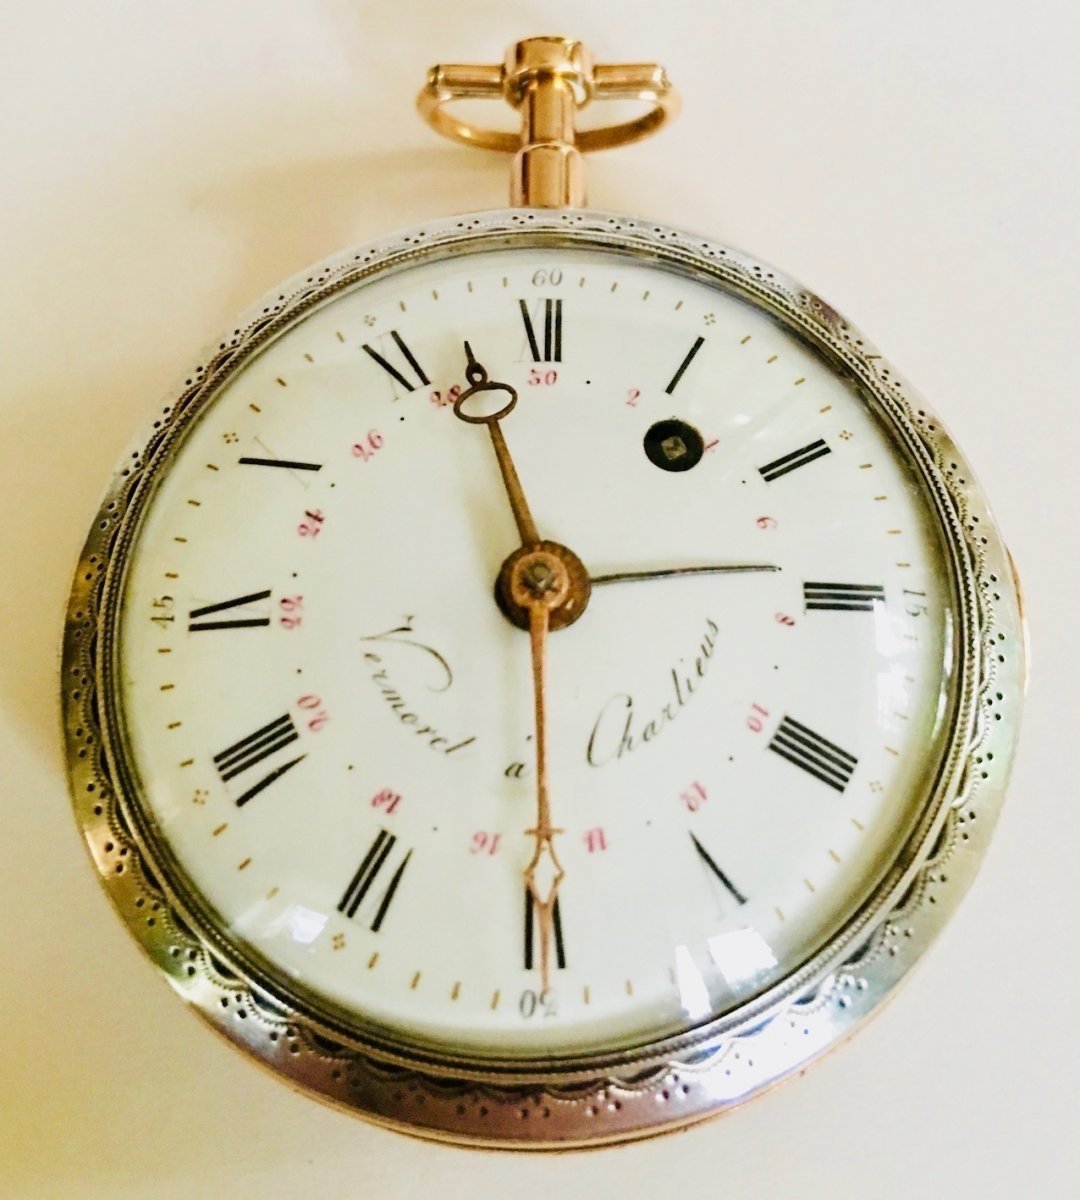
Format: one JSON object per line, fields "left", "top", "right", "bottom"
{"left": 430, "top": 384, "right": 462, "bottom": 409}
{"left": 583, "top": 827, "right": 607, "bottom": 853}
{"left": 298, "top": 509, "right": 325, "bottom": 538}
{"left": 279, "top": 594, "right": 304, "bottom": 629}
{"left": 297, "top": 693, "right": 330, "bottom": 732}
{"left": 470, "top": 831, "right": 501, "bottom": 856}
{"left": 680, "top": 781, "right": 707, "bottom": 812}
{"left": 372, "top": 788, "right": 402, "bottom": 815}
{"left": 746, "top": 702, "right": 769, "bottom": 734}
{"left": 352, "top": 430, "right": 384, "bottom": 461}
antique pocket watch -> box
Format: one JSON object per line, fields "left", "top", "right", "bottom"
{"left": 63, "top": 37, "right": 1025, "bottom": 1147}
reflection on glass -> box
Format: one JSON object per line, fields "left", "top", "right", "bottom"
{"left": 707, "top": 927, "right": 778, "bottom": 990}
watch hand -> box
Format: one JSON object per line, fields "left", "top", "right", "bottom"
{"left": 590, "top": 563, "right": 778, "bottom": 586}
{"left": 512, "top": 551, "right": 570, "bottom": 993}
{"left": 454, "top": 343, "right": 540, "bottom": 546}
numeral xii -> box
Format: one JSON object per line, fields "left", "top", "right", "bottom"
{"left": 519, "top": 298, "right": 562, "bottom": 362}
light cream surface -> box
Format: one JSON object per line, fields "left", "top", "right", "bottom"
{"left": 1, "top": 2, "right": 1074, "bottom": 1197}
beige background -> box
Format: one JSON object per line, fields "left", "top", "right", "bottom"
{"left": 1, "top": 2, "right": 1076, "bottom": 1197}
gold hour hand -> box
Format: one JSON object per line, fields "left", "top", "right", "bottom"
{"left": 453, "top": 343, "right": 540, "bottom": 547}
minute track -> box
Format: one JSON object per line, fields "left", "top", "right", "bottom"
{"left": 105, "top": 229, "right": 959, "bottom": 1073}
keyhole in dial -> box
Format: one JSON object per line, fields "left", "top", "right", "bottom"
{"left": 643, "top": 418, "right": 705, "bottom": 472}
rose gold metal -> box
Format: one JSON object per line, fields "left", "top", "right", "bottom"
{"left": 512, "top": 551, "right": 572, "bottom": 991}
{"left": 453, "top": 345, "right": 539, "bottom": 544}
{"left": 488, "top": 421, "right": 539, "bottom": 545}
{"left": 417, "top": 36, "right": 680, "bottom": 207}
{"left": 496, "top": 541, "right": 591, "bottom": 631}
{"left": 455, "top": 349, "right": 594, "bottom": 988}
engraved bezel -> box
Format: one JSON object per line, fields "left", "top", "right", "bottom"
{"left": 61, "top": 208, "right": 1024, "bottom": 1147}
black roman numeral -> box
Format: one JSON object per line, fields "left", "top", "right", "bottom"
{"left": 690, "top": 832, "right": 747, "bottom": 905}
{"left": 361, "top": 330, "right": 430, "bottom": 394}
{"left": 519, "top": 298, "right": 562, "bottom": 361}
{"left": 523, "top": 886, "right": 567, "bottom": 971}
{"left": 665, "top": 336, "right": 705, "bottom": 394}
{"left": 188, "top": 589, "right": 271, "bottom": 632}
{"left": 758, "top": 438, "right": 832, "bottom": 482}
{"left": 803, "top": 582, "right": 886, "bottom": 612}
{"left": 238, "top": 456, "right": 322, "bottom": 472}
{"left": 337, "top": 829, "right": 412, "bottom": 932}
{"left": 214, "top": 713, "right": 305, "bottom": 807}
{"left": 768, "top": 715, "right": 857, "bottom": 793}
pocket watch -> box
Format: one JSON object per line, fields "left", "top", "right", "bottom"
{"left": 62, "top": 37, "right": 1025, "bottom": 1147}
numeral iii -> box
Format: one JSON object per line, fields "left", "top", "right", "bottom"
{"left": 803, "top": 582, "right": 886, "bottom": 612}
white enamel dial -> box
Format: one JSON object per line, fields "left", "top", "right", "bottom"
{"left": 117, "top": 243, "right": 953, "bottom": 1056}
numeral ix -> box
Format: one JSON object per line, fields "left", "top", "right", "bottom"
{"left": 188, "top": 589, "right": 271, "bottom": 632}
{"left": 803, "top": 582, "right": 886, "bottom": 612}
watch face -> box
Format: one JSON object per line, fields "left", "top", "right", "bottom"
{"left": 65, "top": 211, "right": 1022, "bottom": 1142}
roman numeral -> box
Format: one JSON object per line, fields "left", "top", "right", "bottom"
{"left": 214, "top": 713, "right": 305, "bottom": 807}
{"left": 519, "top": 298, "right": 562, "bottom": 361}
{"left": 337, "top": 829, "right": 412, "bottom": 931}
{"left": 665, "top": 336, "right": 705, "bottom": 394}
{"left": 361, "top": 330, "right": 430, "bottom": 395}
{"left": 803, "top": 582, "right": 886, "bottom": 612}
{"left": 188, "top": 589, "right": 271, "bottom": 632}
{"left": 523, "top": 886, "right": 567, "bottom": 971}
{"left": 690, "top": 832, "right": 747, "bottom": 905}
{"left": 238, "top": 456, "right": 322, "bottom": 472}
{"left": 768, "top": 715, "right": 857, "bottom": 793}
{"left": 758, "top": 438, "right": 831, "bottom": 482}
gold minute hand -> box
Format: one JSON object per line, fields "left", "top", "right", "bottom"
{"left": 512, "top": 552, "right": 571, "bottom": 993}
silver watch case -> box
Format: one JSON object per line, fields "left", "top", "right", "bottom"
{"left": 61, "top": 208, "right": 1025, "bottom": 1147}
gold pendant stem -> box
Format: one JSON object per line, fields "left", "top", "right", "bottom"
{"left": 418, "top": 37, "right": 680, "bottom": 209}
{"left": 507, "top": 40, "right": 588, "bottom": 208}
